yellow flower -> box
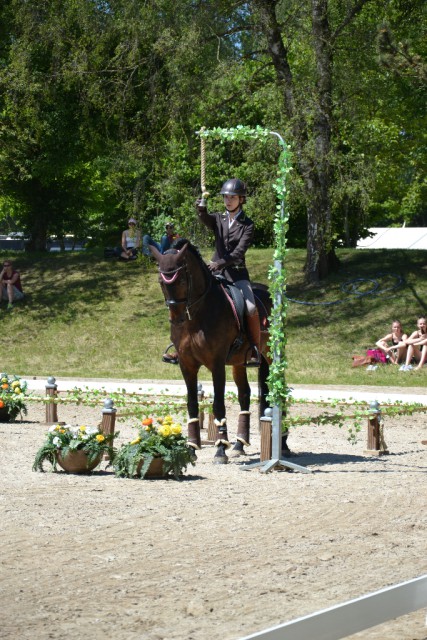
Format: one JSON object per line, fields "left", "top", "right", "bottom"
{"left": 59, "top": 429, "right": 66, "bottom": 434}
{"left": 130, "top": 437, "right": 141, "bottom": 445}
{"left": 171, "top": 423, "right": 182, "bottom": 435}
{"left": 11, "top": 380, "right": 19, "bottom": 388}
{"left": 163, "top": 415, "right": 173, "bottom": 425}
{"left": 13, "top": 387, "right": 21, "bottom": 394}
{"left": 79, "top": 426, "right": 86, "bottom": 432}
{"left": 158, "top": 424, "right": 172, "bottom": 437}
{"left": 96, "top": 434, "right": 105, "bottom": 442}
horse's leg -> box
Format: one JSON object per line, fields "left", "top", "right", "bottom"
{"left": 258, "top": 355, "right": 270, "bottom": 420}
{"left": 180, "top": 362, "right": 202, "bottom": 456}
{"left": 211, "top": 364, "right": 230, "bottom": 464}
{"left": 230, "top": 364, "right": 251, "bottom": 457}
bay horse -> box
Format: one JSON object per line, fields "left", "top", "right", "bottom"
{"left": 150, "top": 238, "right": 273, "bottom": 464}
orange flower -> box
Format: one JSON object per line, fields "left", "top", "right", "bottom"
{"left": 0, "top": 400, "right": 4, "bottom": 409}
{"left": 142, "top": 417, "right": 153, "bottom": 426}
{"left": 2, "top": 383, "right": 9, "bottom": 390}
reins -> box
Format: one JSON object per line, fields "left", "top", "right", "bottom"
{"left": 159, "top": 253, "right": 212, "bottom": 322}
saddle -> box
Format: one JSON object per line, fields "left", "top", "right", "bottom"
{"left": 215, "top": 277, "right": 270, "bottom": 362}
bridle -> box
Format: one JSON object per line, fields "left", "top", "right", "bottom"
{"left": 158, "top": 250, "right": 212, "bottom": 323}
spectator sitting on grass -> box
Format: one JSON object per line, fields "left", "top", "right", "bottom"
{"left": 399, "top": 316, "right": 427, "bottom": 371}
{"left": 120, "top": 218, "right": 141, "bottom": 261}
{"left": 143, "top": 222, "right": 179, "bottom": 256}
{"left": 0, "top": 260, "right": 24, "bottom": 310}
{"left": 375, "top": 320, "right": 407, "bottom": 364}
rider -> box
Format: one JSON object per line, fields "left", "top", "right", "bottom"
{"left": 162, "top": 178, "right": 261, "bottom": 366}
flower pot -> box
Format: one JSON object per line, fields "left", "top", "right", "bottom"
{"left": 56, "top": 450, "right": 103, "bottom": 473}
{"left": 136, "top": 457, "right": 166, "bottom": 479}
{"left": 0, "top": 407, "right": 12, "bottom": 422}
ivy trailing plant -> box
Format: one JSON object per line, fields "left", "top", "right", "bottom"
{"left": 198, "top": 126, "right": 292, "bottom": 410}
{"left": 25, "top": 384, "right": 426, "bottom": 445}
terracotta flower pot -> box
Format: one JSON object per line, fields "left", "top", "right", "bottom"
{"left": 136, "top": 457, "right": 166, "bottom": 479}
{"left": 56, "top": 450, "right": 103, "bottom": 473}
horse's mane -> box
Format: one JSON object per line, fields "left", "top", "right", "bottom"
{"left": 172, "top": 237, "right": 203, "bottom": 261}
{"left": 171, "top": 237, "right": 211, "bottom": 277}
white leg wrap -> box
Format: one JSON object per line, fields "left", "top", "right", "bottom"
{"left": 214, "top": 418, "right": 230, "bottom": 448}
{"left": 215, "top": 439, "right": 231, "bottom": 449}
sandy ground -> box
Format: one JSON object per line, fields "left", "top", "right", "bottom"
{"left": 1, "top": 396, "right": 426, "bottom": 640}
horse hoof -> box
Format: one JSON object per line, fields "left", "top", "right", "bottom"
{"left": 282, "top": 449, "right": 296, "bottom": 458}
{"left": 230, "top": 442, "right": 245, "bottom": 457}
{"left": 213, "top": 454, "right": 228, "bottom": 465}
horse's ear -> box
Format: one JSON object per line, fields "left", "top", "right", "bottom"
{"left": 149, "top": 245, "right": 162, "bottom": 261}
{"left": 177, "top": 243, "right": 189, "bottom": 257}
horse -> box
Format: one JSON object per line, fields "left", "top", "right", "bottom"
{"left": 150, "top": 238, "right": 276, "bottom": 464}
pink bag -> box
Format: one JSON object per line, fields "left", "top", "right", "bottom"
{"left": 366, "top": 348, "right": 387, "bottom": 363}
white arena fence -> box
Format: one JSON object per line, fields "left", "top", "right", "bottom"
{"left": 240, "top": 574, "right": 427, "bottom": 640}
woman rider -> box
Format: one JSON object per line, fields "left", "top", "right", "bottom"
{"left": 198, "top": 178, "right": 261, "bottom": 366}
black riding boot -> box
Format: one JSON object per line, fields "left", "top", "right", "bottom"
{"left": 245, "top": 310, "right": 261, "bottom": 367}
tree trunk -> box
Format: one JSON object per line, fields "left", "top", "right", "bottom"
{"left": 252, "top": 0, "right": 339, "bottom": 283}
{"left": 23, "top": 179, "right": 49, "bottom": 252}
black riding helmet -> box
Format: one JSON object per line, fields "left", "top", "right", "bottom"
{"left": 219, "top": 178, "right": 247, "bottom": 197}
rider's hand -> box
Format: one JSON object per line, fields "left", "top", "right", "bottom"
{"left": 195, "top": 199, "right": 207, "bottom": 214}
{"left": 208, "top": 261, "right": 219, "bottom": 272}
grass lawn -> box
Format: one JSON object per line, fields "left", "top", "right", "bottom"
{"left": 1, "top": 246, "right": 426, "bottom": 388}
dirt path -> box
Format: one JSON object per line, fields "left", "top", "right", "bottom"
{"left": 1, "top": 399, "right": 426, "bottom": 640}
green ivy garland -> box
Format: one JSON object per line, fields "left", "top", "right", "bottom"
{"left": 26, "top": 389, "right": 427, "bottom": 444}
{"left": 198, "top": 125, "right": 291, "bottom": 409}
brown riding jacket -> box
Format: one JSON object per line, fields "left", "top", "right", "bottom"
{"left": 197, "top": 207, "right": 254, "bottom": 283}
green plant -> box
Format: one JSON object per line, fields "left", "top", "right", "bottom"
{"left": 0, "top": 372, "right": 28, "bottom": 420}
{"left": 113, "top": 415, "right": 195, "bottom": 479}
{"left": 32, "top": 424, "right": 117, "bottom": 472}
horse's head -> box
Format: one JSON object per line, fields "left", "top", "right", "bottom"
{"left": 150, "top": 239, "right": 210, "bottom": 319}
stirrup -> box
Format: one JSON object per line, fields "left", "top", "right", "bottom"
{"left": 245, "top": 345, "right": 261, "bottom": 368}
{"left": 162, "top": 343, "right": 179, "bottom": 365}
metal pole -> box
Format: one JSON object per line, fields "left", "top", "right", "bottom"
{"left": 243, "top": 131, "right": 310, "bottom": 474}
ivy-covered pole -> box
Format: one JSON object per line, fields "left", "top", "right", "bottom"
{"left": 197, "top": 126, "right": 310, "bottom": 473}
{"left": 267, "top": 131, "right": 291, "bottom": 464}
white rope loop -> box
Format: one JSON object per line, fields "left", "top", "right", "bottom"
{"left": 200, "top": 127, "right": 210, "bottom": 199}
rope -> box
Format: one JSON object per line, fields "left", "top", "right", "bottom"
{"left": 285, "top": 272, "right": 405, "bottom": 306}
{"left": 200, "top": 127, "right": 209, "bottom": 199}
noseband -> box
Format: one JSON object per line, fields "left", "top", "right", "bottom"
{"left": 159, "top": 250, "right": 211, "bottom": 322}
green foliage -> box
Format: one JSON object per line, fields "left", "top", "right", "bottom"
{"left": 32, "top": 423, "right": 117, "bottom": 472}
{"left": 113, "top": 416, "right": 195, "bottom": 479}
{"left": 0, "top": 373, "right": 28, "bottom": 421}
{"left": 285, "top": 398, "right": 427, "bottom": 444}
